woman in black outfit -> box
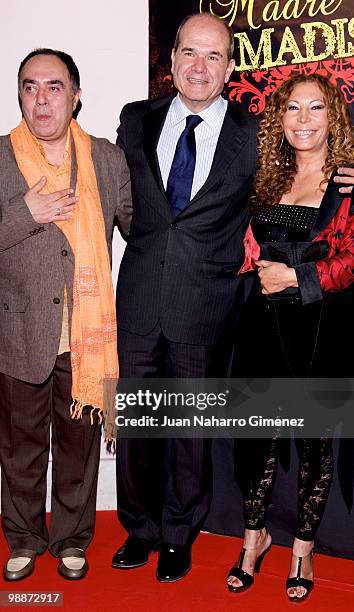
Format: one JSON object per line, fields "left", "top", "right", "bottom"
{"left": 227, "top": 74, "right": 354, "bottom": 602}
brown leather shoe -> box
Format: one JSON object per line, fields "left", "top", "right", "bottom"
{"left": 3, "top": 549, "right": 37, "bottom": 581}
{"left": 58, "top": 547, "right": 88, "bottom": 580}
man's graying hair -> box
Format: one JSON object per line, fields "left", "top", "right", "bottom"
{"left": 174, "top": 13, "right": 235, "bottom": 60}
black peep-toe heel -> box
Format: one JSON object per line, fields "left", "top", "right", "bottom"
{"left": 286, "top": 552, "right": 314, "bottom": 603}
{"left": 227, "top": 534, "right": 272, "bottom": 594}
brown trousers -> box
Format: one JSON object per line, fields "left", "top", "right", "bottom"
{"left": 0, "top": 353, "right": 101, "bottom": 556}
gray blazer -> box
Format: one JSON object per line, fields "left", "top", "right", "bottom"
{"left": 0, "top": 134, "right": 132, "bottom": 384}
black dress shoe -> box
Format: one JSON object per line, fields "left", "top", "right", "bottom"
{"left": 156, "top": 543, "right": 191, "bottom": 582}
{"left": 58, "top": 548, "right": 88, "bottom": 580}
{"left": 112, "top": 537, "right": 160, "bottom": 569}
{"left": 3, "top": 549, "right": 37, "bottom": 581}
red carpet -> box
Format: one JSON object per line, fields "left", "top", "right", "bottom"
{"left": 0, "top": 511, "right": 353, "bottom": 611}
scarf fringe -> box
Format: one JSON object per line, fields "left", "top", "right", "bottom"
{"left": 70, "top": 399, "right": 104, "bottom": 425}
{"left": 105, "top": 439, "right": 116, "bottom": 455}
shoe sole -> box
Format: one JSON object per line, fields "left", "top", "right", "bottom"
{"left": 111, "top": 559, "right": 148, "bottom": 570}
{"left": 287, "top": 587, "right": 313, "bottom": 604}
{"left": 287, "top": 595, "right": 311, "bottom": 603}
{"left": 58, "top": 566, "right": 88, "bottom": 580}
{"left": 156, "top": 563, "right": 191, "bottom": 583}
{"left": 227, "top": 583, "right": 253, "bottom": 594}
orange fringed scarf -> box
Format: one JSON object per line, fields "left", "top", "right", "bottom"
{"left": 10, "top": 119, "right": 118, "bottom": 438}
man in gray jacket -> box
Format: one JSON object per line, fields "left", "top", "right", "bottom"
{"left": 0, "top": 49, "right": 131, "bottom": 581}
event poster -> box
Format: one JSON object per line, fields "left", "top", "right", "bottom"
{"left": 149, "top": 0, "right": 354, "bottom": 120}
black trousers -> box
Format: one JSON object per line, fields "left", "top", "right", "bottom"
{"left": 0, "top": 353, "right": 101, "bottom": 556}
{"left": 116, "top": 323, "right": 232, "bottom": 545}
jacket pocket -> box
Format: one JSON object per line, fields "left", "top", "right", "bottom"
{"left": 202, "top": 261, "right": 241, "bottom": 279}
{"left": 0, "top": 285, "right": 29, "bottom": 354}
{"left": 0, "top": 287, "right": 29, "bottom": 313}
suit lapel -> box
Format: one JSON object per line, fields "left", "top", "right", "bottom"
{"left": 309, "top": 177, "right": 344, "bottom": 239}
{"left": 142, "top": 96, "right": 174, "bottom": 195}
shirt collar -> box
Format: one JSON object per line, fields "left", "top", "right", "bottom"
{"left": 31, "top": 128, "right": 71, "bottom": 168}
{"left": 170, "top": 94, "right": 227, "bottom": 130}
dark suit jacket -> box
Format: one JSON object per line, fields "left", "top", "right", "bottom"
{"left": 116, "top": 96, "right": 258, "bottom": 345}
{"left": 0, "top": 134, "right": 132, "bottom": 384}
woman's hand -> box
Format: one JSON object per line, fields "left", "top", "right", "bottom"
{"left": 333, "top": 167, "right": 354, "bottom": 194}
{"left": 256, "top": 260, "right": 298, "bottom": 294}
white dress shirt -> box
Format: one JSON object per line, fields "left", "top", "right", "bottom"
{"left": 157, "top": 94, "right": 227, "bottom": 200}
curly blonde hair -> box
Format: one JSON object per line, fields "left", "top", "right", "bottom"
{"left": 252, "top": 74, "right": 354, "bottom": 208}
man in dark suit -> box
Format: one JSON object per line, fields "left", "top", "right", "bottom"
{"left": 0, "top": 49, "right": 131, "bottom": 581}
{"left": 112, "top": 13, "right": 258, "bottom": 582}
